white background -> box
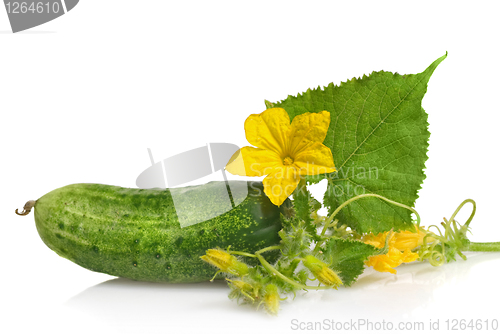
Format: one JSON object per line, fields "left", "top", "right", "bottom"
{"left": 1, "top": 1, "right": 500, "bottom": 333}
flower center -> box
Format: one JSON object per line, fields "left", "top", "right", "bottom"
{"left": 283, "top": 157, "right": 294, "bottom": 166}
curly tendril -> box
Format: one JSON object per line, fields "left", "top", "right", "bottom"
{"left": 418, "top": 199, "right": 476, "bottom": 266}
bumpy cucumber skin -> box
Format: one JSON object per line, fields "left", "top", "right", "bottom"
{"left": 34, "top": 181, "right": 286, "bottom": 283}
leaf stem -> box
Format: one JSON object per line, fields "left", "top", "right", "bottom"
{"left": 465, "top": 242, "right": 500, "bottom": 252}
{"left": 255, "top": 245, "right": 281, "bottom": 255}
{"left": 230, "top": 245, "right": 281, "bottom": 258}
{"left": 229, "top": 251, "right": 257, "bottom": 258}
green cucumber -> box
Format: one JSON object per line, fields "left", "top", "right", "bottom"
{"left": 21, "top": 181, "right": 287, "bottom": 283}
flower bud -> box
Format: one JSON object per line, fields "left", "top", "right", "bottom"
{"left": 227, "top": 278, "right": 252, "bottom": 292}
{"left": 227, "top": 278, "right": 256, "bottom": 301}
{"left": 263, "top": 283, "right": 280, "bottom": 315}
{"left": 200, "top": 249, "right": 249, "bottom": 276}
{"left": 302, "top": 255, "right": 343, "bottom": 288}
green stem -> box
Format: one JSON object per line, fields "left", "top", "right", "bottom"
{"left": 282, "top": 258, "right": 301, "bottom": 277}
{"left": 231, "top": 246, "right": 281, "bottom": 258}
{"left": 465, "top": 242, "right": 500, "bottom": 252}
{"left": 255, "top": 254, "right": 333, "bottom": 291}
{"left": 313, "top": 193, "right": 421, "bottom": 252}
{"left": 234, "top": 245, "right": 332, "bottom": 290}
{"left": 255, "top": 245, "right": 281, "bottom": 255}
{"left": 230, "top": 251, "right": 257, "bottom": 258}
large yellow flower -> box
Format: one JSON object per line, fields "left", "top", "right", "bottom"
{"left": 226, "top": 108, "right": 335, "bottom": 206}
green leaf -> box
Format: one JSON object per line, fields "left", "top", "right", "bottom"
{"left": 293, "top": 179, "right": 313, "bottom": 227}
{"left": 321, "top": 237, "right": 377, "bottom": 286}
{"left": 292, "top": 179, "right": 321, "bottom": 241}
{"left": 273, "top": 54, "right": 446, "bottom": 234}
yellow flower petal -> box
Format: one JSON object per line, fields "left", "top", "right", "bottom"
{"left": 229, "top": 107, "right": 336, "bottom": 205}
{"left": 366, "top": 259, "right": 397, "bottom": 274}
{"left": 288, "top": 110, "right": 331, "bottom": 156}
{"left": 263, "top": 166, "right": 300, "bottom": 206}
{"left": 368, "top": 256, "right": 399, "bottom": 274}
{"left": 226, "top": 147, "right": 281, "bottom": 177}
{"left": 393, "top": 231, "right": 421, "bottom": 251}
{"left": 293, "top": 142, "right": 336, "bottom": 175}
{"left": 400, "top": 249, "right": 420, "bottom": 263}
{"left": 244, "top": 108, "right": 291, "bottom": 156}
{"left": 362, "top": 231, "right": 390, "bottom": 248}
{"left": 365, "top": 245, "right": 420, "bottom": 274}
{"left": 391, "top": 226, "right": 434, "bottom": 251}
{"left": 365, "top": 247, "right": 403, "bottom": 274}
{"left": 363, "top": 226, "right": 425, "bottom": 275}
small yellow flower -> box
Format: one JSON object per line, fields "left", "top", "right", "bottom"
{"left": 263, "top": 283, "right": 280, "bottom": 315}
{"left": 200, "top": 249, "right": 249, "bottom": 276}
{"left": 363, "top": 226, "right": 430, "bottom": 274}
{"left": 226, "top": 108, "right": 335, "bottom": 206}
{"left": 302, "top": 255, "right": 343, "bottom": 288}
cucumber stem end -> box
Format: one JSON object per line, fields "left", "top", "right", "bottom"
{"left": 15, "top": 200, "right": 36, "bottom": 216}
